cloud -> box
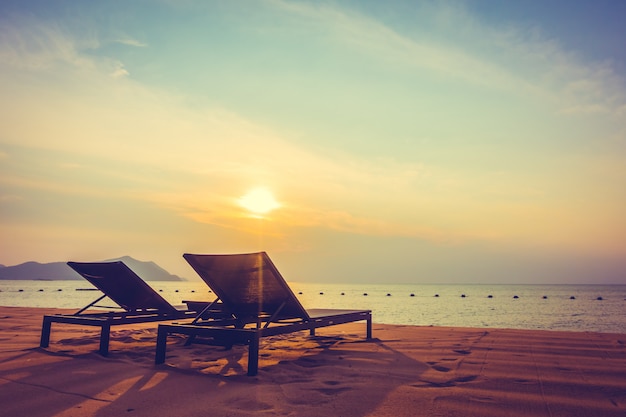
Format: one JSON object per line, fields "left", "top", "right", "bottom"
{"left": 2, "top": 1, "right": 625, "bottom": 268}
{"left": 0, "top": 14, "right": 138, "bottom": 83}
{"left": 110, "top": 62, "right": 130, "bottom": 78}
{"left": 1, "top": 53, "right": 619, "bottom": 255}
{"left": 269, "top": 0, "right": 626, "bottom": 116}
{"left": 0, "top": 51, "right": 444, "bottom": 242}
{"left": 0, "top": 14, "right": 97, "bottom": 71}
{"left": 115, "top": 38, "right": 147, "bottom": 48}
{"left": 268, "top": 2, "right": 536, "bottom": 93}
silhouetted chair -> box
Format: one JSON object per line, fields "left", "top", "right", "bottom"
{"left": 40, "top": 261, "right": 229, "bottom": 355}
{"left": 155, "top": 252, "right": 372, "bottom": 376}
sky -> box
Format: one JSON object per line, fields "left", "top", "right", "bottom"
{"left": 1, "top": 0, "right": 625, "bottom": 284}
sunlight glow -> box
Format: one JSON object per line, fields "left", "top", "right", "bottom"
{"left": 238, "top": 187, "right": 281, "bottom": 215}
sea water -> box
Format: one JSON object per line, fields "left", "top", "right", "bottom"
{"left": 1, "top": 280, "right": 624, "bottom": 334}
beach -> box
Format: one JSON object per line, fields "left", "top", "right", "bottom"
{"left": 1, "top": 306, "right": 624, "bottom": 417}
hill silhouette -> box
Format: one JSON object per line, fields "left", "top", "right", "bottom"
{"left": 0, "top": 256, "right": 185, "bottom": 281}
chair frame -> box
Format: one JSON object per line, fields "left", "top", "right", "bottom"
{"left": 39, "top": 261, "right": 230, "bottom": 356}
{"left": 154, "top": 252, "right": 372, "bottom": 376}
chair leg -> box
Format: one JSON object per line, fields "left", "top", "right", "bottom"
{"left": 40, "top": 316, "right": 52, "bottom": 348}
{"left": 155, "top": 326, "right": 168, "bottom": 364}
{"left": 247, "top": 333, "right": 260, "bottom": 376}
{"left": 366, "top": 315, "right": 372, "bottom": 339}
{"left": 184, "top": 334, "right": 196, "bottom": 346}
{"left": 99, "top": 324, "right": 111, "bottom": 356}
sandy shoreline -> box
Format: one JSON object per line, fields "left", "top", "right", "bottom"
{"left": 1, "top": 306, "right": 624, "bottom": 417}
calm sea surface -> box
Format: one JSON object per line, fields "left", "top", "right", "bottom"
{"left": 1, "top": 280, "right": 624, "bottom": 334}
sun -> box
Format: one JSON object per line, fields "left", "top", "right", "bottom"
{"left": 238, "top": 187, "right": 281, "bottom": 216}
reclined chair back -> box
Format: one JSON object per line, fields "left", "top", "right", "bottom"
{"left": 183, "top": 252, "right": 309, "bottom": 323}
{"left": 68, "top": 261, "right": 178, "bottom": 314}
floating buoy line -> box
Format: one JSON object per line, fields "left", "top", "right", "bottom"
{"left": 1, "top": 286, "right": 617, "bottom": 302}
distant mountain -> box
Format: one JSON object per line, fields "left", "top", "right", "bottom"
{"left": 104, "top": 256, "right": 186, "bottom": 282}
{"left": 0, "top": 257, "right": 185, "bottom": 281}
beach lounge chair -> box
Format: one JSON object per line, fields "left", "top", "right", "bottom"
{"left": 155, "top": 252, "right": 372, "bottom": 376}
{"left": 40, "top": 261, "right": 229, "bottom": 356}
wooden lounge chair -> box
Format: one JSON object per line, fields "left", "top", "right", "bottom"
{"left": 155, "top": 252, "right": 372, "bottom": 376}
{"left": 40, "top": 261, "right": 229, "bottom": 356}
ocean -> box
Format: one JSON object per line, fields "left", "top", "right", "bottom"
{"left": 1, "top": 280, "right": 624, "bottom": 334}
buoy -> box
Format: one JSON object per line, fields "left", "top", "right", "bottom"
{"left": 57, "top": 289, "right": 62, "bottom": 292}
{"left": 191, "top": 290, "right": 195, "bottom": 293}
{"left": 363, "top": 293, "right": 368, "bottom": 296}
{"left": 542, "top": 295, "right": 548, "bottom": 299}
{"left": 487, "top": 295, "right": 493, "bottom": 298}
{"left": 175, "top": 290, "right": 179, "bottom": 293}
{"left": 18, "top": 289, "right": 24, "bottom": 292}
{"left": 434, "top": 294, "right": 439, "bottom": 297}
{"left": 341, "top": 292, "right": 345, "bottom": 296}
{"left": 159, "top": 289, "right": 163, "bottom": 292}
{"left": 298, "top": 291, "right": 303, "bottom": 295}
{"left": 461, "top": 294, "right": 466, "bottom": 298}
{"left": 410, "top": 293, "right": 415, "bottom": 297}
{"left": 38, "top": 289, "right": 44, "bottom": 292}
{"left": 386, "top": 293, "right": 391, "bottom": 296}
{"left": 319, "top": 292, "right": 324, "bottom": 295}
{"left": 570, "top": 296, "right": 576, "bottom": 300}
{"left": 513, "top": 295, "right": 519, "bottom": 299}
{"left": 596, "top": 296, "right": 603, "bottom": 301}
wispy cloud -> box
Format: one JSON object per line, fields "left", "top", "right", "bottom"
{"left": 110, "top": 62, "right": 130, "bottom": 78}
{"left": 0, "top": 15, "right": 97, "bottom": 71}
{"left": 270, "top": 0, "right": 626, "bottom": 116}
{"left": 1, "top": 1, "right": 625, "bottom": 278}
{"left": 268, "top": 2, "right": 540, "bottom": 94}
{"left": 115, "top": 38, "right": 147, "bottom": 48}
{"left": 0, "top": 14, "right": 137, "bottom": 82}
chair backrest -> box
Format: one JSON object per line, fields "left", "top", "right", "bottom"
{"left": 183, "top": 252, "right": 309, "bottom": 321}
{"left": 67, "top": 261, "right": 178, "bottom": 313}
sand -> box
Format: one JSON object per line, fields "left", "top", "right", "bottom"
{"left": 0, "top": 306, "right": 624, "bottom": 417}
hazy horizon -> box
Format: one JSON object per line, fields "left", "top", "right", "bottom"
{"left": 1, "top": 1, "right": 625, "bottom": 285}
